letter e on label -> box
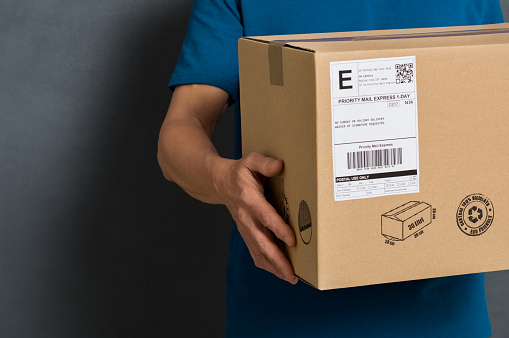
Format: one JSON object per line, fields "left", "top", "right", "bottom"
{"left": 331, "top": 63, "right": 358, "bottom": 98}
{"left": 339, "top": 70, "right": 353, "bottom": 89}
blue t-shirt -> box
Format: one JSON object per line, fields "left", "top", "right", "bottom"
{"left": 169, "top": 1, "right": 504, "bottom": 337}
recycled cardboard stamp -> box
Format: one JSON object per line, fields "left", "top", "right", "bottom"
{"left": 456, "top": 193, "right": 494, "bottom": 236}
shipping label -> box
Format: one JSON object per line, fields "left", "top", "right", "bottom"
{"left": 330, "top": 56, "right": 419, "bottom": 201}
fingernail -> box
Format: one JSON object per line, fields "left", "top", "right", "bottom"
{"left": 268, "top": 159, "right": 278, "bottom": 169}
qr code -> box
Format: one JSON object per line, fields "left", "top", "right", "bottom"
{"left": 395, "top": 63, "right": 414, "bottom": 84}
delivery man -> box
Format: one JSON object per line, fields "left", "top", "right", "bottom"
{"left": 157, "top": 1, "right": 504, "bottom": 336}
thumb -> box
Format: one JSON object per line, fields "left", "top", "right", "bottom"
{"left": 244, "top": 152, "right": 283, "bottom": 178}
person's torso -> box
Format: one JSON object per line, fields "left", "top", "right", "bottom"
{"left": 240, "top": 0, "right": 503, "bottom": 36}
{"left": 227, "top": 1, "right": 503, "bottom": 337}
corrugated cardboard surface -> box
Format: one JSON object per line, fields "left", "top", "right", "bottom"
{"left": 239, "top": 23, "right": 509, "bottom": 290}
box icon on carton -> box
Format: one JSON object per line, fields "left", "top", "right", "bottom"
{"left": 381, "top": 201, "right": 432, "bottom": 241}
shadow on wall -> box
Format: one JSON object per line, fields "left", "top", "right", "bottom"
{"left": 52, "top": 3, "right": 233, "bottom": 337}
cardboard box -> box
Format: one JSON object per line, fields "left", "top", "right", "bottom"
{"left": 239, "top": 23, "right": 509, "bottom": 290}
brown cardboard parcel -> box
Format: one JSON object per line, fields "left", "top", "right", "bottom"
{"left": 238, "top": 23, "right": 509, "bottom": 290}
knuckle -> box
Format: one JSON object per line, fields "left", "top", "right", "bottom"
{"left": 236, "top": 208, "right": 250, "bottom": 226}
{"left": 244, "top": 152, "right": 257, "bottom": 164}
{"left": 249, "top": 151, "right": 262, "bottom": 159}
{"left": 238, "top": 187, "right": 252, "bottom": 205}
{"left": 255, "top": 238, "right": 267, "bottom": 253}
{"left": 253, "top": 254, "right": 264, "bottom": 268}
{"left": 245, "top": 152, "right": 264, "bottom": 168}
{"left": 259, "top": 210, "right": 273, "bottom": 229}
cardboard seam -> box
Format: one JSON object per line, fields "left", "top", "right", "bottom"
{"left": 242, "top": 37, "right": 316, "bottom": 53}
{"left": 313, "top": 52, "right": 321, "bottom": 289}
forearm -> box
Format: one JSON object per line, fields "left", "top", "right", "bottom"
{"left": 157, "top": 84, "right": 232, "bottom": 205}
{"left": 157, "top": 118, "right": 231, "bottom": 204}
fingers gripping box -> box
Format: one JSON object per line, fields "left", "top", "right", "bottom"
{"left": 239, "top": 23, "right": 509, "bottom": 290}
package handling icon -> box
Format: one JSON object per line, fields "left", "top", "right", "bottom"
{"left": 381, "top": 201, "right": 432, "bottom": 241}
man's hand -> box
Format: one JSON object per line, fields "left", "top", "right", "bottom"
{"left": 158, "top": 84, "right": 298, "bottom": 284}
{"left": 214, "top": 152, "right": 298, "bottom": 284}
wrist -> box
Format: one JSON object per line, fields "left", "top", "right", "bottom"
{"left": 204, "top": 153, "right": 234, "bottom": 205}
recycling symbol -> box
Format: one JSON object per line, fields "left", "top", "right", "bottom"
{"left": 456, "top": 193, "right": 494, "bottom": 236}
{"left": 468, "top": 206, "right": 483, "bottom": 224}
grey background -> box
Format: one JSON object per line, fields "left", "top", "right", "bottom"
{"left": 0, "top": 1, "right": 508, "bottom": 337}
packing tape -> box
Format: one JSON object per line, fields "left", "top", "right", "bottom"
{"left": 268, "top": 40, "right": 285, "bottom": 86}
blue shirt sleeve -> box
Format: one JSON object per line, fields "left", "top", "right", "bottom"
{"left": 169, "top": 0, "right": 243, "bottom": 102}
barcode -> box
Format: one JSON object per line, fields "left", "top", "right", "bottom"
{"left": 347, "top": 148, "right": 402, "bottom": 169}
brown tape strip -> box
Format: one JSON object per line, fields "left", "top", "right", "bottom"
{"left": 268, "top": 41, "right": 285, "bottom": 86}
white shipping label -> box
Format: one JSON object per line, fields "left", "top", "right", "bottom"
{"left": 330, "top": 56, "right": 419, "bottom": 202}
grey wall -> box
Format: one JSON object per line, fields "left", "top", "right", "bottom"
{"left": 1, "top": 0, "right": 232, "bottom": 336}
{"left": 0, "top": 1, "right": 508, "bottom": 337}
